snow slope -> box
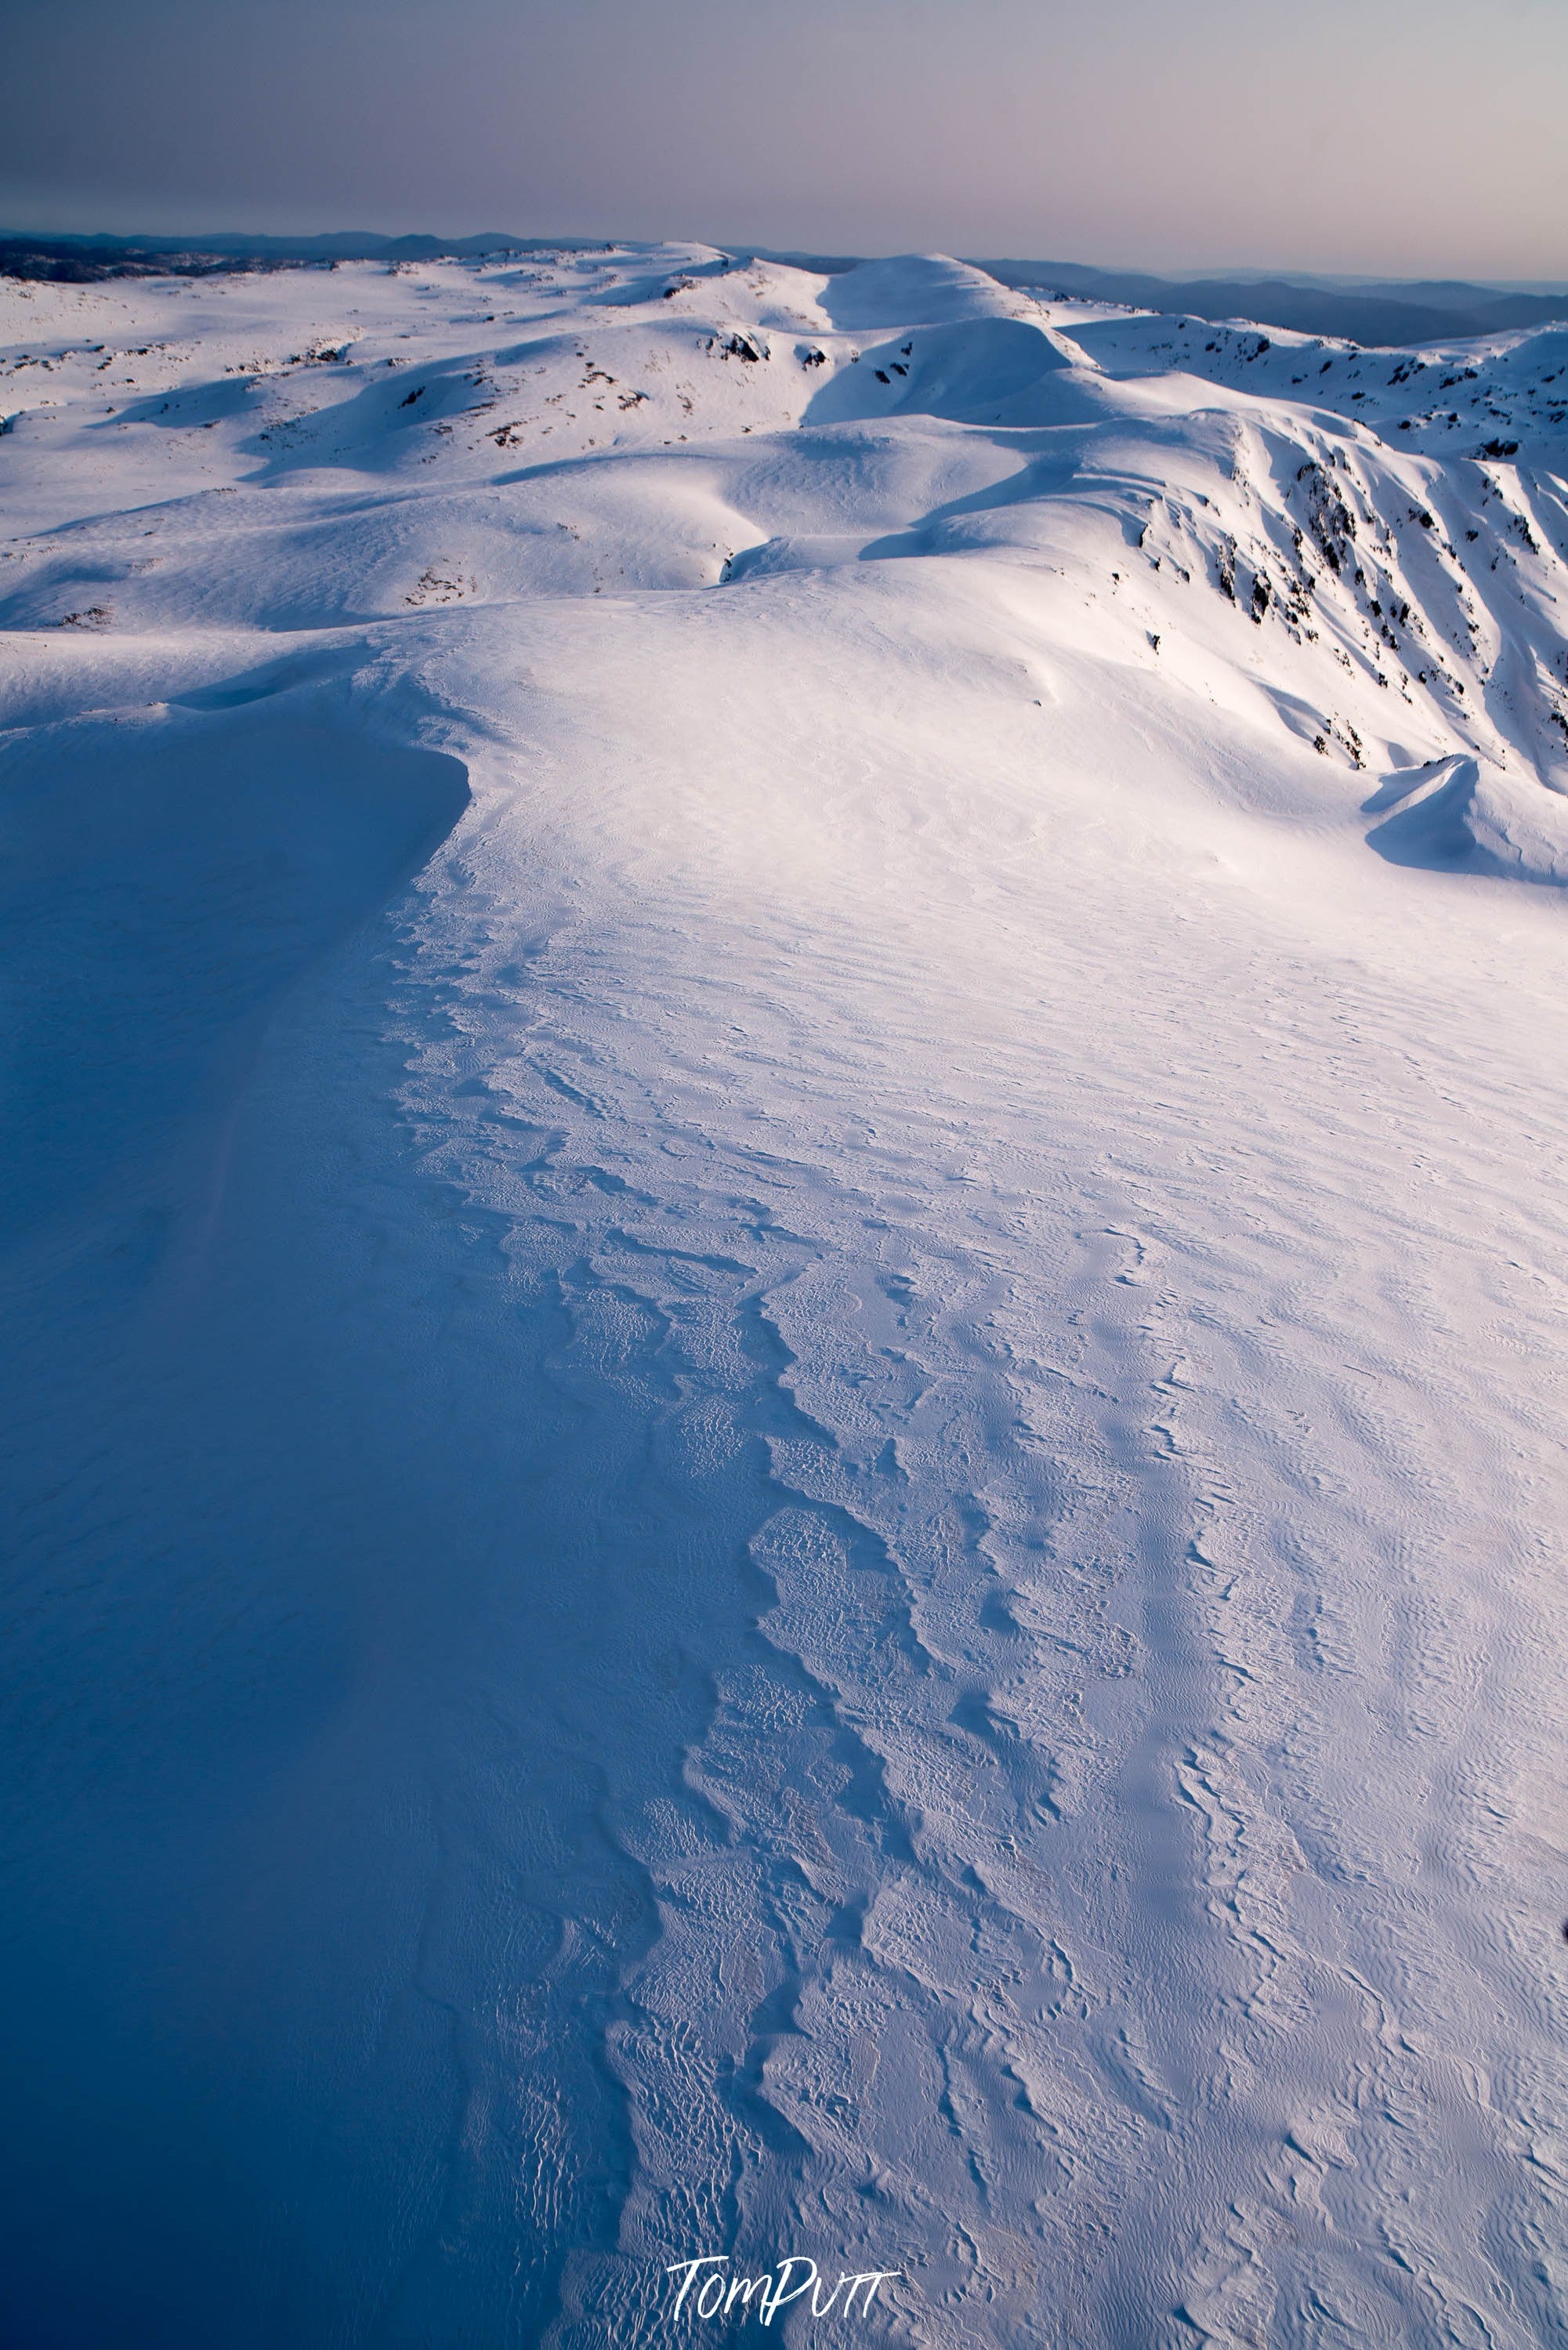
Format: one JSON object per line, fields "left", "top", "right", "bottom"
{"left": 2, "top": 246, "right": 1567, "bottom": 2350}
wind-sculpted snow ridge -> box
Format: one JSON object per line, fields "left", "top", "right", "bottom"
{"left": 2, "top": 247, "right": 1567, "bottom": 2349}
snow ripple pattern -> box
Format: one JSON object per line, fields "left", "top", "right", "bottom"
{"left": 2, "top": 244, "right": 1567, "bottom": 2348}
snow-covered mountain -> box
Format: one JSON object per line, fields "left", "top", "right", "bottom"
{"left": 2, "top": 244, "right": 1566, "bottom": 2348}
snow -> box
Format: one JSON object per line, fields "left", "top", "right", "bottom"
{"left": 2, "top": 244, "right": 1568, "bottom": 2348}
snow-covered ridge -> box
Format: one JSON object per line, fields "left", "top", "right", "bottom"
{"left": 2, "top": 248, "right": 1567, "bottom": 2348}
{"left": 4, "top": 244, "right": 1565, "bottom": 875}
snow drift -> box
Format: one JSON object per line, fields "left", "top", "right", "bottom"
{"left": 2, "top": 245, "right": 1567, "bottom": 2350}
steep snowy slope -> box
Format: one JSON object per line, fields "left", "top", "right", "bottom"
{"left": 2, "top": 248, "right": 1567, "bottom": 2350}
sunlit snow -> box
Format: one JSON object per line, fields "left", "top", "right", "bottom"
{"left": 3, "top": 244, "right": 1567, "bottom": 2348}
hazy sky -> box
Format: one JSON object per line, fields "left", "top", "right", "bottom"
{"left": 5, "top": 0, "right": 1565, "bottom": 280}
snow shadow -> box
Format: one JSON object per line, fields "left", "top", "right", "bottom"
{"left": 0, "top": 703, "right": 469, "bottom": 1241}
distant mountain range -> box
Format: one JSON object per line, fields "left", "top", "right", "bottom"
{"left": 0, "top": 229, "right": 604, "bottom": 281}
{"left": 974, "top": 257, "right": 1568, "bottom": 347}
{"left": 3, "top": 229, "right": 1564, "bottom": 346}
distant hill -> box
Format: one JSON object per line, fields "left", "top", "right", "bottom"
{"left": 974, "top": 258, "right": 1568, "bottom": 347}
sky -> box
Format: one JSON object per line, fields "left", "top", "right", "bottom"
{"left": 4, "top": 0, "right": 1566, "bottom": 281}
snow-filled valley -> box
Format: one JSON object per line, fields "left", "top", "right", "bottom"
{"left": 2, "top": 243, "right": 1568, "bottom": 2348}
